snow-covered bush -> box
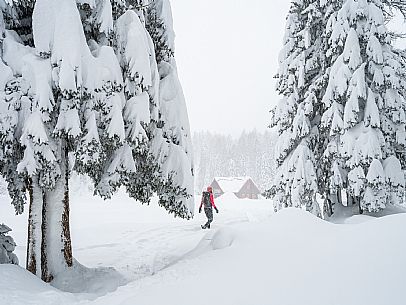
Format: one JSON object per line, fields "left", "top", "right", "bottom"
{"left": 0, "top": 224, "right": 18, "bottom": 265}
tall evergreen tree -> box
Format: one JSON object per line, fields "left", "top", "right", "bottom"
{"left": 321, "top": 0, "right": 406, "bottom": 214}
{"left": 268, "top": 0, "right": 329, "bottom": 216}
{"left": 268, "top": 0, "right": 406, "bottom": 217}
{"left": 0, "top": 0, "right": 193, "bottom": 282}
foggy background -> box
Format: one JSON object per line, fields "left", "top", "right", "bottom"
{"left": 171, "top": 0, "right": 290, "bottom": 137}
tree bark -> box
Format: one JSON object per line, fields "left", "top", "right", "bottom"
{"left": 358, "top": 197, "right": 363, "bottom": 215}
{"left": 62, "top": 142, "right": 73, "bottom": 267}
{"left": 41, "top": 190, "right": 52, "bottom": 282}
{"left": 324, "top": 190, "right": 334, "bottom": 217}
{"left": 41, "top": 138, "right": 73, "bottom": 282}
{"left": 337, "top": 188, "right": 343, "bottom": 206}
{"left": 26, "top": 177, "right": 43, "bottom": 277}
{"left": 347, "top": 191, "right": 354, "bottom": 207}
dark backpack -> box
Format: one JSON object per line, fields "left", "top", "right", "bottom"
{"left": 202, "top": 191, "right": 212, "bottom": 208}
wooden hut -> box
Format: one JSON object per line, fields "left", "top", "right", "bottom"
{"left": 210, "top": 177, "right": 261, "bottom": 199}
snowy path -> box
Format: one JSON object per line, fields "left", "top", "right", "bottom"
{"left": 74, "top": 222, "right": 206, "bottom": 281}
{"left": 70, "top": 192, "right": 271, "bottom": 284}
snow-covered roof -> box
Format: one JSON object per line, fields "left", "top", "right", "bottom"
{"left": 213, "top": 177, "right": 256, "bottom": 193}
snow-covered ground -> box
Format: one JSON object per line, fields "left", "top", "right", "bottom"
{"left": 1, "top": 189, "right": 406, "bottom": 305}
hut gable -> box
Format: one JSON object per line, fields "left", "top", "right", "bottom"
{"left": 211, "top": 177, "right": 261, "bottom": 199}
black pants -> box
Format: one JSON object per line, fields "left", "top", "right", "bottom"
{"left": 202, "top": 208, "right": 213, "bottom": 228}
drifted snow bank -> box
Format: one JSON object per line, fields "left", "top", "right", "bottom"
{"left": 184, "top": 228, "right": 235, "bottom": 260}
{"left": 0, "top": 261, "right": 126, "bottom": 303}
{"left": 0, "top": 264, "right": 76, "bottom": 305}
{"left": 1, "top": 208, "right": 406, "bottom": 305}
{"left": 51, "top": 260, "right": 127, "bottom": 295}
{"left": 102, "top": 210, "right": 406, "bottom": 305}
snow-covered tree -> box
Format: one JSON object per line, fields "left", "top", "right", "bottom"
{"left": 268, "top": 0, "right": 406, "bottom": 217}
{"left": 321, "top": 0, "right": 406, "bottom": 214}
{"left": 0, "top": 0, "right": 193, "bottom": 282}
{"left": 0, "top": 223, "right": 18, "bottom": 265}
{"left": 268, "top": 0, "right": 328, "bottom": 216}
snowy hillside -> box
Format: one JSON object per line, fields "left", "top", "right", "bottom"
{"left": 1, "top": 191, "right": 406, "bottom": 305}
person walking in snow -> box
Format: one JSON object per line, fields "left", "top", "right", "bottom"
{"left": 199, "top": 186, "right": 218, "bottom": 229}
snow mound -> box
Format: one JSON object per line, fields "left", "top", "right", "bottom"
{"left": 51, "top": 260, "right": 127, "bottom": 296}
{"left": 272, "top": 207, "right": 326, "bottom": 225}
{"left": 330, "top": 202, "right": 406, "bottom": 223}
{"left": 185, "top": 228, "right": 235, "bottom": 259}
{"left": 211, "top": 228, "right": 235, "bottom": 250}
{"left": 0, "top": 264, "right": 75, "bottom": 304}
{"left": 344, "top": 215, "right": 375, "bottom": 224}
{"left": 88, "top": 209, "right": 406, "bottom": 305}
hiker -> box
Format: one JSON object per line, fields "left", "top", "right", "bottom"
{"left": 199, "top": 186, "right": 219, "bottom": 229}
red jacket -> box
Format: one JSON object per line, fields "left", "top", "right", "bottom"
{"left": 199, "top": 192, "right": 217, "bottom": 209}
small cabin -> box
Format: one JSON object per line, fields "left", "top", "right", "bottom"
{"left": 210, "top": 177, "right": 261, "bottom": 199}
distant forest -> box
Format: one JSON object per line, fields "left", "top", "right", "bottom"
{"left": 0, "top": 130, "right": 278, "bottom": 197}
{"left": 193, "top": 130, "right": 277, "bottom": 193}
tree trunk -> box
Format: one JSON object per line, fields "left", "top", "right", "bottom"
{"left": 41, "top": 139, "right": 73, "bottom": 282}
{"left": 41, "top": 190, "right": 51, "bottom": 282}
{"left": 324, "top": 190, "right": 334, "bottom": 217}
{"left": 26, "top": 177, "right": 43, "bottom": 277}
{"left": 337, "top": 188, "right": 343, "bottom": 206}
{"left": 347, "top": 191, "right": 354, "bottom": 207}
{"left": 358, "top": 197, "right": 363, "bottom": 215}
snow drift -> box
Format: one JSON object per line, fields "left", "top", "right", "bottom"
{"left": 1, "top": 202, "right": 406, "bottom": 305}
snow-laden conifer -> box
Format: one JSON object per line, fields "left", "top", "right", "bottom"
{"left": 322, "top": 0, "right": 406, "bottom": 214}
{"left": 268, "top": 0, "right": 328, "bottom": 216}
{"left": 0, "top": 0, "right": 193, "bottom": 282}
{"left": 269, "top": 0, "right": 406, "bottom": 217}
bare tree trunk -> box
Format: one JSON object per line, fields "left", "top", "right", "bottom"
{"left": 26, "top": 177, "right": 43, "bottom": 277}
{"left": 41, "top": 138, "right": 73, "bottom": 282}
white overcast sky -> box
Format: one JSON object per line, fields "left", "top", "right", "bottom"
{"left": 170, "top": 0, "right": 405, "bottom": 136}
{"left": 170, "top": 0, "right": 290, "bottom": 136}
